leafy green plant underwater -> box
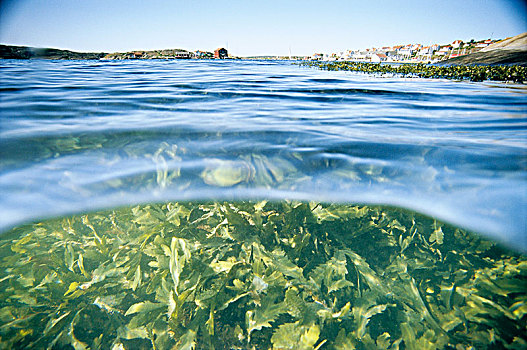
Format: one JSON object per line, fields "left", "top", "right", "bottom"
{"left": 0, "top": 201, "right": 525, "bottom": 349}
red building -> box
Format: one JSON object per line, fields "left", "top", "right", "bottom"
{"left": 214, "top": 48, "right": 228, "bottom": 59}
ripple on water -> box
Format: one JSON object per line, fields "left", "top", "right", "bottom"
{"left": 0, "top": 59, "right": 526, "bottom": 249}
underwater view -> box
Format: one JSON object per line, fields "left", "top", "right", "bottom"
{"left": 0, "top": 201, "right": 525, "bottom": 349}
{"left": 0, "top": 59, "right": 526, "bottom": 348}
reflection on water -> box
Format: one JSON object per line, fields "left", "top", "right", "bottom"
{"left": 0, "top": 201, "right": 525, "bottom": 349}
{"left": 1, "top": 60, "right": 526, "bottom": 249}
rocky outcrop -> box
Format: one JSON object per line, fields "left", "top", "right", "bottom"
{"left": 0, "top": 45, "right": 195, "bottom": 60}
{"left": 442, "top": 32, "right": 527, "bottom": 66}
{"left": 480, "top": 32, "right": 527, "bottom": 52}
{"left": 0, "top": 45, "right": 106, "bottom": 60}
{"left": 103, "top": 49, "right": 192, "bottom": 60}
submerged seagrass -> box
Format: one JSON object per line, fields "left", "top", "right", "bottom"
{"left": 301, "top": 61, "right": 527, "bottom": 82}
{"left": 0, "top": 201, "right": 525, "bottom": 349}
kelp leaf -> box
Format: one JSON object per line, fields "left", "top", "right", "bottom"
{"left": 438, "top": 310, "right": 463, "bottom": 332}
{"left": 300, "top": 324, "right": 320, "bottom": 348}
{"left": 269, "top": 249, "right": 305, "bottom": 281}
{"left": 169, "top": 237, "right": 191, "bottom": 294}
{"left": 246, "top": 297, "right": 286, "bottom": 338}
{"left": 93, "top": 296, "right": 123, "bottom": 314}
{"left": 334, "top": 329, "right": 356, "bottom": 350}
{"left": 343, "top": 249, "right": 385, "bottom": 295}
{"left": 429, "top": 227, "right": 444, "bottom": 245}
{"left": 217, "top": 291, "right": 250, "bottom": 312}
{"left": 131, "top": 265, "right": 141, "bottom": 291}
{"left": 271, "top": 322, "right": 301, "bottom": 349}
{"left": 77, "top": 253, "right": 89, "bottom": 278}
{"left": 353, "top": 304, "right": 388, "bottom": 339}
{"left": 388, "top": 219, "right": 406, "bottom": 232}
{"left": 167, "top": 203, "right": 190, "bottom": 226}
{"left": 176, "top": 329, "right": 196, "bottom": 350}
{"left": 125, "top": 301, "right": 165, "bottom": 316}
{"left": 91, "top": 263, "right": 129, "bottom": 284}
{"left": 210, "top": 256, "right": 238, "bottom": 273}
{"left": 310, "top": 252, "right": 353, "bottom": 294}
{"left": 510, "top": 300, "right": 527, "bottom": 319}
{"left": 64, "top": 282, "right": 80, "bottom": 296}
{"left": 400, "top": 322, "right": 416, "bottom": 348}
{"left": 329, "top": 279, "right": 354, "bottom": 294}
{"left": 11, "top": 233, "right": 33, "bottom": 253}
{"left": 65, "top": 311, "right": 90, "bottom": 350}
{"left": 271, "top": 322, "right": 320, "bottom": 350}
{"left": 333, "top": 302, "right": 351, "bottom": 319}
{"left": 128, "top": 310, "right": 165, "bottom": 330}
{"left": 311, "top": 206, "right": 340, "bottom": 222}
{"left": 65, "top": 244, "right": 75, "bottom": 272}
{"left": 221, "top": 204, "right": 253, "bottom": 240}
{"left": 376, "top": 332, "right": 391, "bottom": 349}
{"left": 468, "top": 294, "right": 517, "bottom": 320}
{"left": 284, "top": 286, "right": 305, "bottom": 318}
{"left": 116, "top": 325, "right": 149, "bottom": 340}
{"left": 43, "top": 311, "right": 72, "bottom": 337}
{"left": 205, "top": 308, "right": 214, "bottom": 335}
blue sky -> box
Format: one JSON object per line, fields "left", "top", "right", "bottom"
{"left": 1, "top": 0, "right": 525, "bottom": 56}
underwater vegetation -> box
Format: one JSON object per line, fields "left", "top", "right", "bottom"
{"left": 0, "top": 201, "right": 525, "bottom": 349}
{"left": 300, "top": 61, "right": 527, "bottom": 83}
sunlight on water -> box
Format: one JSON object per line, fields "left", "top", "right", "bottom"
{"left": 0, "top": 60, "right": 526, "bottom": 249}
{"left": 0, "top": 201, "right": 525, "bottom": 349}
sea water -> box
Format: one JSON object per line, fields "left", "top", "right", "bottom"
{"left": 0, "top": 59, "right": 525, "bottom": 348}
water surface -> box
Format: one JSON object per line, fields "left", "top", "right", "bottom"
{"left": 1, "top": 59, "right": 526, "bottom": 248}
{"left": 1, "top": 59, "right": 526, "bottom": 349}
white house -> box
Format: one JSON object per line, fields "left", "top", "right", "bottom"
{"left": 370, "top": 53, "right": 388, "bottom": 63}
{"left": 438, "top": 45, "right": 452, "bottom": 54}
{"left": 352, "top": 52, "right": 367, "bottom": 61}
{"left": 339, "top": 51, "right": 352, "bottom": 60}
{"left": 398, "top": 49, "right": 413, "bottom": 57}
{"left": 451, "top": 40, "right": 463, "bottom": 49}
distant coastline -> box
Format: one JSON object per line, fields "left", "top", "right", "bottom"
{"left": 0, "top": 45, "right": 106, "bottom": 60}
{"left": 0, "top": 45, "right": 234, "bottom": 60}
{"left": 1, "top": 32, "right": 525, "bottom": 66}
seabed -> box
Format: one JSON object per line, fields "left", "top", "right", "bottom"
{"left": 0, "top": 201, "right": 525, "bottom": 349}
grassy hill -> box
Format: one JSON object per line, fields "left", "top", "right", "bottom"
{"left": 0, "top": 45, "right": 106, "bottom": 60}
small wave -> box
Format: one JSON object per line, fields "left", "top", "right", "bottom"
{"left": 0, "top": 59, "right": 526, "bottom": 249}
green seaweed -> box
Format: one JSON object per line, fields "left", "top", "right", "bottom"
{"left": 300, "top": 61, "right": 527, "bottom": 83}
{"left": 0, "top": 201, "right": 525, "bottom": 349}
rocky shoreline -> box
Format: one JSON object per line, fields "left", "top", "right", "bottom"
{"left": 301, "top": 61, "right": 527, "bottom": 83}
{"left": 0, "top": 45, "right": 210, "bottom": 60}
{"left": 2, "top": 43, "right": 526, "bottom": 83}
{"left": 102, "top": 49, "right": 193, "bottom": 60}
{"left": 0, "top": 45, "right": 106, "bottom": 60}
{"left": 441, "top": 49, "right": 527, "bottom": 66}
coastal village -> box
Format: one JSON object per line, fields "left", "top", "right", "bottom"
{"left": 303, "top": 38, "right": 500, "bottom": 63}
{"left": 101, "top": 37, "right": 502, "bottom": 63}
{"left": 103, "top": 47, "right": 229, "bottom": 60}
{"left": 1, "top": 34, "right": 525, "bottom": 66}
